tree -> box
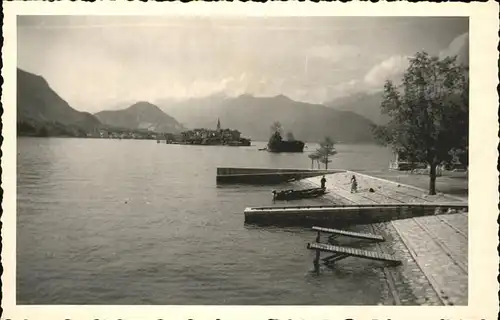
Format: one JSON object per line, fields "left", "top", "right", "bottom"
{"left": 448, "top": 147, "right": 468, "bottom": 169}
{"left": 316, "top": 137, "right": 337, "bottom": 170}
{"left": 268, "top": 121, "right": 284, "bottom": 147}
{"left": 308, "top": 152, "right": 321, "bottom": 169}
{"left": 270, "top": 121, "right": 283, "bottom": 135}
{"left": 17, "top": 121, "right": 37, "bottom": 135}
{"left": 372, "top": 52, "right": 468, "bottom": 195}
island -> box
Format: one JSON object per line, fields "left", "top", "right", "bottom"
{"left": 165, "top": 118, "right": 251, "bottom": 146}
{"left": 267, "top": 128, "right": 305, "bottom": 153}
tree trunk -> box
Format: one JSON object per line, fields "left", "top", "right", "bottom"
{"left": 325, "top": 155, "right": 329, "bottom": 170}
{"left": 311, "top": 159, "right": 314, "bottom": 169}
{"left": 428, "top": 162, "right": 437, "bottom": 195}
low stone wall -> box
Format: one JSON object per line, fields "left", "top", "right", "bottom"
{"left": 216, "top": 167, "right": 344, "bottom": 184}
{"left": 244, "top": 204, "right": 467, "bottom": 227}
{"left": 217, "top": 167, "right": 342, "bottom": 176}
{"left": 244, "top": 169, "right": 467, "bottom": 227}
{"left": 300, "top": 171, "right": 468, "bottom": 305}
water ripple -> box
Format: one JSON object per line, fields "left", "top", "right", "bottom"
{"left": 17, "top": 137, "right": 394, "bottom": 305}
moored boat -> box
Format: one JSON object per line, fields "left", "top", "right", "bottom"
{"left": 272, "top": 187, "right": 327, "bottom": 201}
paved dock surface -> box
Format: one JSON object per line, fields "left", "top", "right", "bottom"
{"left": 305, "top": 171, "right": 461, "bottom": 205}
{"left": 361, "top": 169, "right": 468, "bottom": 200}
{"left": 391, "top": 214, "right": 468, "bottom": 305}
{"left": 304, "top": 171, "right": 468, "bottom": 305}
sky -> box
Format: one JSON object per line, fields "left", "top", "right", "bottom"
{"left": 17, "top": 16, "right": 469, "bottom": 112}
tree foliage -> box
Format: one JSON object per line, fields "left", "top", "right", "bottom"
{"left": 316, "top": 136, "right": 337, "bottom": 170}
{"left": 268, "top": 130, "right": 282, "bottom": 145}
{"left": 372, "top": 51, "right": 468, "bottom": 194}
{"left": 270, "top": 121, "right": 283, "bottom": 135}
{"left": 269, "top": 121, "right": 286, "bottom": 146}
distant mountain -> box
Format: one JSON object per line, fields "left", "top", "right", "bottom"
{"left": 158, "top": 94, "right": 376, "bottom": 143}
{"left": 17, "top": 68, "right": 102, "bottom": 136}
{"left": 94, "top": 101, "right": 186, "bottom": 133}
{"left": 156, "top": 93, "right": 228, "bottom": 129}
{"left": 324, "top": 91, "right": 390, "bottom": 125}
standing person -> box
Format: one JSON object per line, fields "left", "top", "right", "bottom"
{"left": 350, "top": 175, "right": 358, "bottom": 193}
{"left": 320, "top": 175, "right": 327, "bottom": 189}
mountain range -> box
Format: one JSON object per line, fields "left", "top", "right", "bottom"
{"left": 17, "top": 68, "right": 102, "bottom": 136}
{"left": 94, "top": 102, "right": 186, "bottom": 134}
{"left": 17, "top": 68, "right": 381, "bottom": 143}
{"left": 157, "top": 94, "right": 377, "bottom": 143}
{"left": 324, "top": 91, "right": 389, "bottom": 126}
{"left": 16, "top": 68, "right": 185, "bottom": 137}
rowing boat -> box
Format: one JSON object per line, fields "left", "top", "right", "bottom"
{"left": 272, "top": 187, "right": 327, "bottom": 201}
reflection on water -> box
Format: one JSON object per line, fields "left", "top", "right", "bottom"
{"left": 17, "top": 137, "right": 393, "bottom": 305}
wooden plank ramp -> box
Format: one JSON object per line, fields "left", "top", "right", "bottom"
{"left": 307, "top": 242, "right": 401, "bottom": 266}
{"left": 312, "top": 226, "right": 385, "bottom": 242}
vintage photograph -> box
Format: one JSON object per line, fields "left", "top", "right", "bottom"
{"left": 15, "top": 15, "right": 470, "bottom": 306}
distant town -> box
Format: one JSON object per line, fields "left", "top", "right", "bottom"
{"left": 84, "top": 118, "right": 252, "bottom": 146}
{"left": 87, "top": 129, "right": 161, "bottom": 140}
{"left": 165, "top": 119, "right": 251, "bottom": 146}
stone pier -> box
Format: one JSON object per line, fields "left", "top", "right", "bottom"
{"left": 303, "top": 171, "right": 468, "bottom": 305}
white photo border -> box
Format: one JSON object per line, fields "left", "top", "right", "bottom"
{"left": 2, "top": 1, "right": 499, "bottom": 320}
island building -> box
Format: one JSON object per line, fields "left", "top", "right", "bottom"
{"left": 167, "top": 119, "right": 250, "bottom": 146}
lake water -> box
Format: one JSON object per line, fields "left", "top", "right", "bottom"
{"left": 17, "top": 137, "right": 394, "bottom": 305}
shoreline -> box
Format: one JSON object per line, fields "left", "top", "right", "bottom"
{"left": 299, "top": 171, "right": 468, "bottom": 305}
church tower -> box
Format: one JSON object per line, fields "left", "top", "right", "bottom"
{"left": 217, "top": 118, "right": 221, "bottom": 131}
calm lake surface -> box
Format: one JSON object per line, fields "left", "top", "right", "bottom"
{"left": 17, "top": 137, "right": 393, "bottom": 305}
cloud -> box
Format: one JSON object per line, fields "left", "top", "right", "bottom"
{"left": 166, "top": 73, "right": 287, "bottom": 100}
{"left": 439, "top": 32, "right": 469, "bottom": 66}
{"left": 363, "top": 55, "right": 409, "bottom": 88}
{"left": 323, "top": 79, "right": 360, "bottom": 100}
{"left": 130, "top": 33, "right": 469, "bottom": 105}
{"left": 18, "top": 16, "right": 469, "bottom": 111}
{"left": 361, "top": 32, "right": 469, "bottom": 91}
{"left": 324, "top": 56, "right": 409, "bottom": 101}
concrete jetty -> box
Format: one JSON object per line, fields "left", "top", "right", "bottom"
{"left": 304, "top": 170, "right": 464, "bottom": 204}
{"left": 244, "top": 170, "right": 467, "bottom": 227}
{"left": 216, "top": 167, "right": 343, "bottom": 184}
{"left": 308, "top": 171, "right": 468, "bottom": 305}
{"left": 282, "top": 170, "right": 467, "bottom": 305}
{"left": 244, "top": 202, "right": 467, "bottom": 227}
{"left": 236, "top": 168, "right": 468, "bottom": 305}
{"left": 231, "top": 167, "right": 468, "bottom": 305}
